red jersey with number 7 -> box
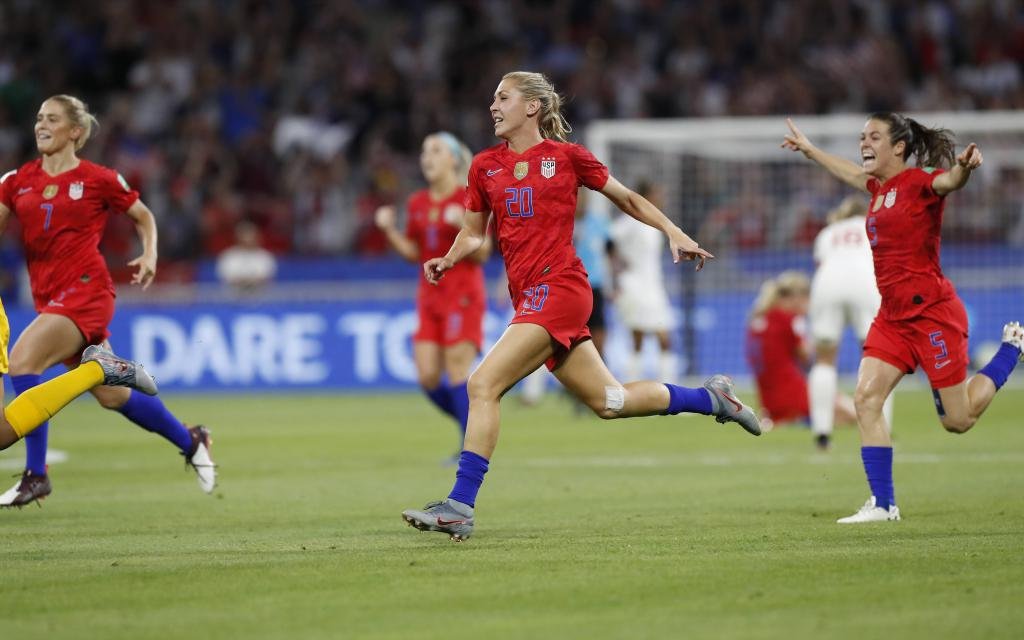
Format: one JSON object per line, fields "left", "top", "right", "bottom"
{"left": 0, "top": 159, "right": 140, "bottom": 307}
{"left": 464, "top": 139, "right": 609, "bottom": 296}
{"left": 866, "top": 167, "right": 957, "bottom": 321}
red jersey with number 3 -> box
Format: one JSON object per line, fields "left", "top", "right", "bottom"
{"left": 0, "top": 159, "right": 139, "bottom": 306}
{"left": 866, "top": 167, "right": 956, "bottom": 321}
{"left": 465, "top": 139, "right": 609, "bottom": 296}
{"left": 404, "top": 186, "right": 484, "bottom": 304}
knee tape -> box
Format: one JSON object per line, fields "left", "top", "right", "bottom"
{"left": 605, "top": 386, "right": 625, "bottom": 413}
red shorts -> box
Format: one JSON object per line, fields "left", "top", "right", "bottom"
{"left": 414, "top": 292, "right": 485, "bottom": 351}
{"left": 35, "top": 279, "right": 115, "bottom": 349}
{"left": 509, "top": 267, "right": 592, "bottom": 371}
{"left": 758, "top": 376, "right": 810, "bottom": 424}
{"left": 863, "top": 296, "right": 969, "bottom": 389}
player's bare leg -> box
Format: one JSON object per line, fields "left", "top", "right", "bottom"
{"left": 413, "top": 341, "right": 444, "bottom": 390}
{"left": 443, "top": 341, "right": 477, "bottom": 385}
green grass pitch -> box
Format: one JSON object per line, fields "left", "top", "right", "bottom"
{"left": 1, "top": 386, "right": 1022, "bottom": 639}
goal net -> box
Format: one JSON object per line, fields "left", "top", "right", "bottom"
{"left": 586, "top": 112, "right": 1024, "bottom": 382}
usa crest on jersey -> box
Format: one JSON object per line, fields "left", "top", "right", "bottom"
{"left": 69, "top": 181, "right": 84, "bottom": 200}
{"left": 884, "top": 189, "right": 897, "bottom": 208}
{"left": 540, "top": 157, "right": 556, "bottom": 179}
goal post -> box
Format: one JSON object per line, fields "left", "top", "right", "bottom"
{"left": 585, "top": 112, "right": 1024, "bottom": 381}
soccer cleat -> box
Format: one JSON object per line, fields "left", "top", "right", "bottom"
{"left": 1002, "top": 321, "right": 1024, "bottom": 361}
{"left": 402, "top": 498, "right": 475, "bottom": 542}
{"left": 0, "top": 470, "right": 52, "bottom": 508}
{"left": 836, "top": 496, "right": 901, "bottom": 524}
{"left": 815, "top": 433, "right": 831, "bottom": 452}
{"left": 184, "top": 425, "right": 217, "bottom": 494}
{"left": 703, "top": 374, "right": 762, "bottom": 436}
{"left": 82, "top": 345, "right": 158, "bottom": 395}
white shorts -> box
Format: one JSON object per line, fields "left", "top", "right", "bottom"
{"left": 809, "top": 267, "right": 880, "bottom": 343}
{"left": 616, "top": 284, "right": 673, "bottom": 332}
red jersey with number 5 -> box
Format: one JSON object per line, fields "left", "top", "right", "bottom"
{"left": 0, "top": 159, "right": 139, "bottom": 307}
{"left": 866, "top": 167, "right": 956, "bottom": 321}
{"left": 465, "top": 139, "right": 609, "bottom": 296}
{"left": 404, "top": 186, "right": 484, "bottom": 304}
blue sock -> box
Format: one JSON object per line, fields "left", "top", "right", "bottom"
{"left": 661, "top": 384, "right": 713, "bottom": 415}
{"left": 449, "top": 381, "right": 469, "bottom": 436}
{"left": 12, "top": 374, "right": 47, "bottom": 476}
{"left": 448, "top": 450, "right": 489, "bottom": 508}
{"left": 118, "top": 390, "right": 193, "bottom": 454}
{"left": 978, "top": 342, "right": 1020, "bottom": 390}
{"left": 425, "top": 384, "right": 456, "bottom": 418}
{"left": 861, "top": 446, "right": 895, "bottom": 510}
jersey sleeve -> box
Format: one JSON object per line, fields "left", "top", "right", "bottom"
{"left": 917, "top": 166, "right": 945, "bottom": 199}
{"left": 464, "top": 155, "right": 491, "bottom": 213}
{"left": 0, "top": 169, "right": 17, "bottom": 210}
{"left": 100, "top": 168, "right": 141, "bottom": 213}
{"left": 812, "top": 227, "right": 828, "bottom": 264}
{"left": 568, "top": 144, "right": 609, "bottom": 191}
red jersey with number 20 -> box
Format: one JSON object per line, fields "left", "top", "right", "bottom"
{"left": 465, "top": 140, "right": 609, "bottom": 295}
{"left": 866, "top": 167, "right": 956, "bottom": 321}
{"left": 0, "top": 159, "right": 139, "bottom": 306}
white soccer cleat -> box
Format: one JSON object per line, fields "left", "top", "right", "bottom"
{"left": 836, "top": 496, "right": 900, "bottom": 524}
{"left": 1001, "top": 321, "right": 1024, "bottom": 361}
{"left": 185, "top": 426, "right": 217, "bottom": 494}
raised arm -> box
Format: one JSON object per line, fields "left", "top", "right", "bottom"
{"left": 932, "top": 143, "right": 982, "bottom": 197}
{"left": 374, "top": 205, "right": 420, "bottom": 262}
{"left": 423, "top": 210, "right": 488, "bottom": 284}
{"left": 782, "top": 118, "right": 870, "bottom": 193}
{"left": 124, "top": 199, "right": 158, "bottom": 289}
{"left": 599, "top": 176, "right": 713, "bottom": 270}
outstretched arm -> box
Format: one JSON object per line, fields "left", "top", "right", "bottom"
{"left": 599, "top": 176, "right": 714, "bottom": 270}
{"left": 374, "top": 206, "right": 420, "bottom": 262}
{"left": 782, "top": 118, "right": 870, "bottom": 193}
{"left": 424, "top": 210, "right": 488, "bottom": 284}
{"left": 932, "top": 143, "right": 982, "bottom": 197}
{"left": 124, "top": 199, "right": 158, "bottom": 289}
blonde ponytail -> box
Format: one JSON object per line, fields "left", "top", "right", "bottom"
{"left": 502, "top": 71, "right": 571, "bottom": 142}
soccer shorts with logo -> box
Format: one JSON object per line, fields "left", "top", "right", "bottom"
{"left": 414, "top": 292, "right": 485, "bottom": 351}
{"left": 36, "top": 279, "right": 115, "bottom": 348}
{"left": 864, "top": 296, "right": 969, "bottom": 389}
{"left": 509, "top": 267, "right": 592, "bottom": 371}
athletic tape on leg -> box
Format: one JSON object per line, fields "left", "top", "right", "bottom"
{"left": 605, "top": 386, "right": 625, "bottom": 412}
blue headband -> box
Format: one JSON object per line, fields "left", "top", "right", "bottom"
{"left": 433, "top": 131, "right": 464, "bottom": 164}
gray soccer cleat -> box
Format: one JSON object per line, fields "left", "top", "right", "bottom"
{"left": 1002, "top": 321, "right": 1024, "bottom": 362}
{"left": 703, "top": 374, "right": 762, "bottom": 436}
{"left": 82, "top": 345, "right": 158, "bottom": 396}
{"left": 402, "top": 498, "right": 475, "bottom": 542}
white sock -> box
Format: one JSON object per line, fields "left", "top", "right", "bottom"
{"left": 627, "top": 351, "right": 643, "bottom": 382}
{"left": 520, "top": 366, "right": 547, "bottom": 404}
{"left": 658, "top": 352, "right": 678, "bottom": 384}
{"left": 809, "top": 363, "right": 837, "bottom": 436}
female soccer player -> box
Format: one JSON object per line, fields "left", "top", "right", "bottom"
{"left": 0, "top": 95, "right": 215, "bottom": 506}
{"left": 808, "top": 196, "right": 891, "bottom": 451}
{"left": 402, "top": 71, "right": 760, "bottom": 542}
{"left": 783, "top": 114, "right": 1024, "bottom": 523}
{"left": 611, "top": 180, "right": 678, "bottom": 382}
{"left": 745, "top": 271, "right": 856, "bottom": 434}
{"left": 375, "top": 133, "right": 489, "bottom": 458}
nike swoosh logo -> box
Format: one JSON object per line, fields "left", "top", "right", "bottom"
{"left": 486, "top": 168, "right": 503, "bottom": 176}
{"left": 436, "top": 517, "right": 466, "bottom": 526}
{"left": 18, "top": 187, "right": 32, "bottom": 194}
{"left": 721, "top": 392, "right": 743, "bottom": 412}
{"left": 935, "top": 360, "right": 951, "bottom": 369}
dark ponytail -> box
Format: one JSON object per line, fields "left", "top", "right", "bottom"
{"left": 869, "top": 112, "right": 956, "bottom": 169}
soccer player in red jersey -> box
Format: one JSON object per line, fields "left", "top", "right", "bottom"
{"left": 376, "top": 133, "right": 490, "bottom": 459}
{"left": 783, "top": 114, "right": 1024, "bottom": 523}
{"left": 402, "top": 71, "right": 761, "bottom": 542}
{"left": 0, "top": 95, "right": 215, "bottom": 506}
{"left": 745, "top": 271, "right": 856, "bottom": 432}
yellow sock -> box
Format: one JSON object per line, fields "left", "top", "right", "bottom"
{"left": 4, "top": 362, "right": 104, "bottom": 438}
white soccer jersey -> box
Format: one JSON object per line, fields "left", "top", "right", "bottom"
{"left": 810, "top": 216, "right": 881, "bottom": 342}
{"left": 611, "top": 215, "right": 672, "bottom": 331}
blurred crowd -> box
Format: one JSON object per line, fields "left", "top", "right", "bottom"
{"left": 0, "top": 0, "right": 1022, "bottom": 281}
